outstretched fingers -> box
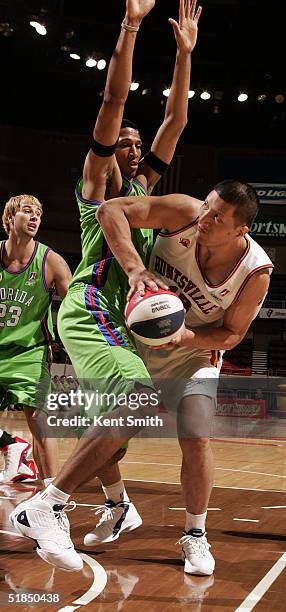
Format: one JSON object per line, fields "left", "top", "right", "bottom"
{"left": 179, "top": 0, "right": 184, "bottom": 26}
{"left": 190, "top": 0, "right": 197, "bottom": 20}
{"left": 185, "top": 0, "right": 191, "bottom": 19}
{"left": 194, "top": 4, "right": 202, "bottom": 23}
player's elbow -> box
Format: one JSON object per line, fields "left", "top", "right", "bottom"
{"left": 96, "top": 201, "right": 110, "bottom": 224}
{"left": 103, "top": 91, "right": 126, "bottom": 108}
{"left": 164, "top": 112, "right": 188, "bottom": 134}
{"left": 223, "top": 333, "right": 243, "bottom": 351}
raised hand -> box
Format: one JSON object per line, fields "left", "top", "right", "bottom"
{"left": 169, "top": 0, "right": 202, "bottom": 54}
{"left": 125, "top": 0, "right": 156, "bottom": 26}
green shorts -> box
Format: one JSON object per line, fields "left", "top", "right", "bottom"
{"left": 0, "top": 343, "right": 51, "bottom": 412}
{"left": 57, "top": 287, "right": 152, "bottom": 422}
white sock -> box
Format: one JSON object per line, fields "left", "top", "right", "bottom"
{"left": 185, "top": 511, "right": 207, "bottom": 533}
{"left": 40, "top": 484, "right": 70, "bottom": 507}
{"left": 43, "top": 477, "right": 56, "bottom": 487}
{"left": 102, "top": 480, "right": 130, "bottom": 504}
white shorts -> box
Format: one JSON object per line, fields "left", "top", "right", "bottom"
{"left": 136, "top": 341, "right": 223, "bottom": 409}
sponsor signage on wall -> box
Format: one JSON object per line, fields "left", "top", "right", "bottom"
{"left": 259, "top": 308, "right": 286, "bottom": 319}
{"left": 251, "top": 183, "right": 286, "bottom": 204}
{"left": 216, "top": 399, "right": 267, "bottom": 418}
{"left": 250, "top": 218, "right": 286, "bottom": 238}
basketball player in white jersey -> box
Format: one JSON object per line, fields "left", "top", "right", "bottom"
{"left": 95, "top": 179, "right": 273, "bottom": 574}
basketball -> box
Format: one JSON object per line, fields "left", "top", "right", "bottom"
{"left": 125, "top": 289, "right": 185, "bottom": 346}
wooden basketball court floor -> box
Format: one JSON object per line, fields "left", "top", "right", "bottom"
{"left": 1, "top": 412, "right": 286, "bottom": 611}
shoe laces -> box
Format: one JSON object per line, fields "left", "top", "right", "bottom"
{"left": 177, "top": 533, "right": 211, "bottom": 557}
{"left": 53, "top": 501, "right": 76, "bottom": 544}
{"left": 93, "top": 501, "right": 125, "bottom": 527}
{"left": 93, "top": 503, "right": 117, "bottom": 526}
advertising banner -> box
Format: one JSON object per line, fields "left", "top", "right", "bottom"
{"left": 216, "top": 399, "right": 267, "bottom": 418}
{"left": 251, "top": 183, "right": 286, "bottom": 204}
{"left": 259, "top": 308, "right": 286, "bottom": 319}
{"left": 250, "top": 218, "right": 286, "bottom": 238}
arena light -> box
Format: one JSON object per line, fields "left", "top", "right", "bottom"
{"left": 97, "top": 59, "right": 106, "bottom": 70}
{"left": 275, "top": 94, "right": 285, "bottom": 104}
{"left": 30, "top": 21, "right": 47, "bottom": 36}
{"left": 238, "top": 93, "right": 248, "bottom": 102}
{"left": 0, "top": 21, "right": 14, "bottom": 37}
{"left": 257, "top": 94, "right": 267, "bottom": 102}
{"left": 86, "top": 58, "right": 97, "bottom": 68}
{"left": 200, "top": 91, "right": 211, "bottom": 100}
{"left": 130, "top": 81, "right": 139, "bottom": 91}
{"left": 188, "top": 90, "right": 195, "bottom": 99}
{"left": 163, "top": 88, "right": 170, "bottom": 97}
{"left": 70, "top": 52, "right": 81, "bottom": 60}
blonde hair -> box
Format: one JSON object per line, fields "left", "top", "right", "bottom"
{"left": 2, "top": 194, "right": 43, "bottom": 235}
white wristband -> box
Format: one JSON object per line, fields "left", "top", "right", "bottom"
{"left": 121, "top": 20, "right": 139, "bottom": 32}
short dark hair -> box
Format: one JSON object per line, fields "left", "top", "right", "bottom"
{"left": 120, "top": 118, "right": 139, "bottom": 131}
{"left": 213, "top": 179, "right": 259, "bottom": 227}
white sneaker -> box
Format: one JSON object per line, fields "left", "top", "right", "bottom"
{"left": 84, "top": 500, "right": 142, "bottom": 546}
{"left": 9, "top": 497, "right": 83, "bottom": 572}
{"left": 178, "top": 531, "right": 215, "bottom": 576}
{"left": 0, "top": 437, "right": 36, "bottom": 483}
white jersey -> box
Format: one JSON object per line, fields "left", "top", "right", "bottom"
{"left": 150, "top": 219, "right": 273, "bottom": 329}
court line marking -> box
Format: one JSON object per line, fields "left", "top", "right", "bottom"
{"left": 169, "top": 507, "right": 221, "bottom": 511}
{"left": 57, "top": 553, "right": 107, "bottom": 612}
{"left": 124, "top": 478, "right": 286, "bottom": 493}
{"left": 233, "top": 518, "right": 259, "bottom": 523}
{"left": 0, "top": 528, "right": 26, "bottom": 538}
{"left": 1, "top": 535, "right": 107, "bottom": 611}
{"left": 261, "top": 505, "right": 286, "bottom": 509}
{"left": 213, "top": 438, "right": 286, "bottom": 448}
{"left": 216, "top": 468, "right": 286, "bottom": 479}
{"left": 235, "top": 551, "right": 286, "bottom": 611}
{"left": 123, "top": 461, "right": 286, "bottom": 479}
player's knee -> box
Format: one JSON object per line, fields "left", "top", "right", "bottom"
{"left": 181, "top": 437, "right": 210, "bottom": 461}
{"left": 178, "top": 395, "right": 214, "bottom": 439}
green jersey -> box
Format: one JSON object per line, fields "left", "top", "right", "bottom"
{"left": 0, "top": 241, "right": 54, "bottom": 350}
{"left": 69, "top": 176, "right": 153, "bottom": 317}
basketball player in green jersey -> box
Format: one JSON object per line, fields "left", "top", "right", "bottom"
{"left": 0, "top": 194, "right": 72, "bottom": 481}
{"left": 9, "top": 0, "right": 202, "bottom": 571}
{"left": 66, "top": 0, "right": 202, "bottom": 546}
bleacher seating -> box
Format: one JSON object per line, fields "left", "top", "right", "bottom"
{"left": 221, "top": 340, "right": 253, "bottom": 375}
{"left": 264, "top": 274, "right": 286, "bottom": 308}
{"left": 268, "top": 341, "right": 286, "bottom": 376}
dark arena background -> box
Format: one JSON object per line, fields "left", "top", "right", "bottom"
{"left": 1, "top": 0, "right": 286, "bottom": 610}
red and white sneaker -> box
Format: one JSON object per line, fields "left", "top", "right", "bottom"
{"left": 0, "top": 437, "right": 36, "bottom": 483}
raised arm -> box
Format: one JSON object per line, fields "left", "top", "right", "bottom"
{"left": 137, "top": 0, "right": 202, "bottom": 192}
{"left": 82, "top": 0, "right": 156, "bottom": 202}
{"left": 96, "top": 193, "right": 200, "bottom": 295}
